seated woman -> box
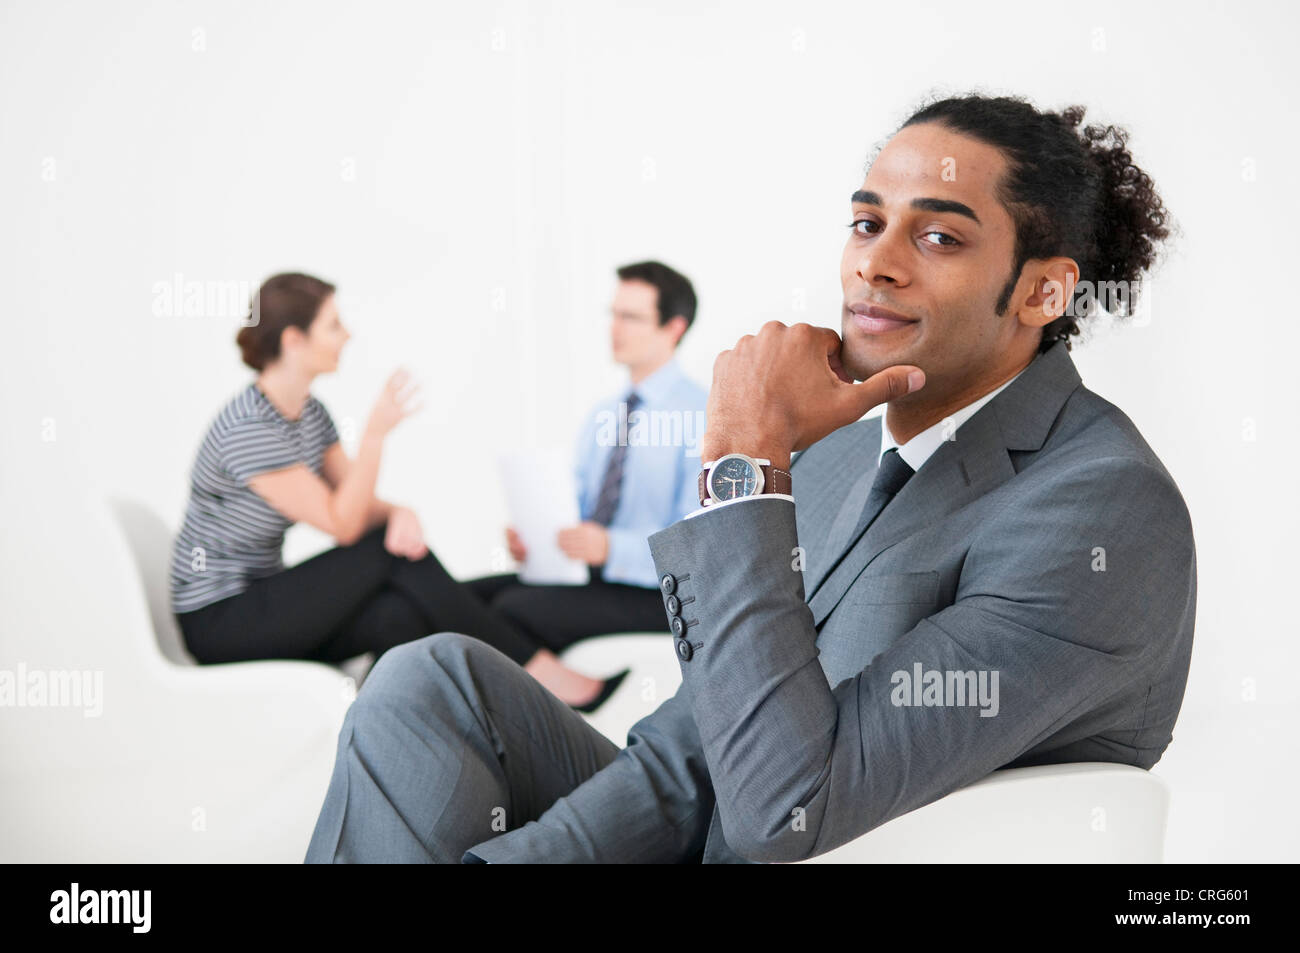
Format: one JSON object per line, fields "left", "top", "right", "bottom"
{"left": 170, "top": 271, "right": 624, "bottom": 712}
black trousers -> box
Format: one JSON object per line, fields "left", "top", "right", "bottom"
{"left": 177, "top": 526, "right": 539, "bottom": 666}
{"left": 463, "top": 573, "right": 671, "bottom": 655}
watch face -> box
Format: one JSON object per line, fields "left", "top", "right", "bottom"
{"left": 708, "top": 456, "right": 760, "bottom": 501}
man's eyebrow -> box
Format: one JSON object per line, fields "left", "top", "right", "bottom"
{"left": 851, "top": 189, "right": 982, "bottom": 226}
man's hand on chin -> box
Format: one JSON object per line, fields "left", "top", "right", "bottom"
{"left": 699, "top": 321, "right": 926, "bottom": 465}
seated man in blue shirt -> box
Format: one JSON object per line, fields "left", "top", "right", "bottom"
{"left": 466, "top": 260, "right": 707, "bottom": 713}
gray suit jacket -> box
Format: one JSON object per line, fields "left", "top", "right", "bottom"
{"left": 465, "top": 339, "right": 1197, "bottom": 863}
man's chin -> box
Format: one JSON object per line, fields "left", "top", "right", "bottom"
{"left": 841, "top": 329, "right": 921, "bottom": 382}
{"left": 841, "top": 346, "right": 897, "bottom": 384}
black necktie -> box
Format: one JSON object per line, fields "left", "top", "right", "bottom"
{"left": 851, "top": 447, "right": 915, "bottom": 540}
{"left": 590, "top": 391, "right": 641, "bottom": 527}
{"left": 807, "top": 447, "right": 916, "bottom": 612}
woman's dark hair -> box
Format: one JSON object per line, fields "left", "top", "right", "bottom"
{"left": 896, "top": 93, "right": 1176, "bottom": 352}
{"left": 616, "top": 260, "right": 698, "bottom": 336}
{"left": 235, "top": 272, "right": 336, "bottom": 371}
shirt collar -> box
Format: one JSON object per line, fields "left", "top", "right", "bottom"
{"left": 878, "top": 364, "right": 1029, "bottom": 471}
{"left": 627, "top": 357, "right": 683, "bottom": 405}
{"left": 251, "top": 381, "right": 301, "bottom": 425}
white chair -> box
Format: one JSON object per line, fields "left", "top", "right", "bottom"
{"left": 107, "top": 498, "right": 196, "bottom": 666}
{"left": 109, "top": 498, "right": 376, "bottom": 683}
{"left": 100, "top": 498, "right": 676, "bottom": 850}
{"left": 0, "top": 492, "right": 355, "bottom": 862}
{"left": 798, "top": 761, "right": 1169, "bottom": 863}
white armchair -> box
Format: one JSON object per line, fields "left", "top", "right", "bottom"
{"left": 0, "top": 493, "right": 355, "bottom": 862}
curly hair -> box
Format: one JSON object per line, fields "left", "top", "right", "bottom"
{"left": 895, "top": 93, "right": 1177, "bottom": 353}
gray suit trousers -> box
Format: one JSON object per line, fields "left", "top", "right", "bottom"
{"left": 304, "top": 632, "right": 621, "bottom": 863}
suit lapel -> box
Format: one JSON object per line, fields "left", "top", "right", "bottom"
{"left": 801, "top": 424, "right": 879, "bottom": 597}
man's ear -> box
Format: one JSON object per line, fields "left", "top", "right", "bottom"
{"left": 663, "top": 314, "right": 689, "bottom": 347}
{"left": 1018, "top": 257, "right": 1080, "bottom": 327}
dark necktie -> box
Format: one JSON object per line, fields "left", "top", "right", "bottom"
{"left": 851, "top": 447, "right": 915, "bottom": 540}
{"left": 590, "top": 391, "right": 641, "bottom": 527}
{"left": 807, "top": 447, "right": 916, "bottom": 609}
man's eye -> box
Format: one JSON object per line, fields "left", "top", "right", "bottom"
{"left": 847, "top": 220, "right": 960, "bottom": 248}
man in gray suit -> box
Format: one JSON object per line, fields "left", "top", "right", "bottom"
{"left": 305, "top": 93, "right": 1195, "bottom": 864}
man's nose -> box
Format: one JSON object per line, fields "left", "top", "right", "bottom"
{"left": 855, "top": 229, "right": 912, "bottom": 287}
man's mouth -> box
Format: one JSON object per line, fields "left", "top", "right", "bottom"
{"left": 847, "top": 302, "right": 919, "bottom": 335}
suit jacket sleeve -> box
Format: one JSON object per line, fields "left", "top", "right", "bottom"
{"left": 461, "top": 684, "right": 716, "bottom": 863}
{"left": 646, "top": 456, "right": 1196, "bottom": 864}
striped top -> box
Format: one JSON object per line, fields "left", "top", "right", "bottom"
{"left": 170, "top": 383, "right": 340, "bottom": 614}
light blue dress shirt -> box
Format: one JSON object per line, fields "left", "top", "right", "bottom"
{"left": 574, "top": 358, "right": 708, "bottom": 588}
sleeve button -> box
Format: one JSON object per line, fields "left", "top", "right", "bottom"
{"left": 665, "top": 594, "right": 680, "bottom": 616}
{"left": 670, "top": 616, "right": 686, "bottom": 638}
{"left": 675, "top": 639, "right": 693, "bottom": 662}
{"left": 660, "top": 574, "right": 676, "bottom": 595}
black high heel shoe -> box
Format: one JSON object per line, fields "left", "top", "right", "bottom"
{"left": 570, "top": 668, "right": 631, "bottom": 714}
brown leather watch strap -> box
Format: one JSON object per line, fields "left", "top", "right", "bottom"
{"left": 698, "top": 461, "right": 792, "bottom": 506}
{"left": 766, "top": 465, "right": 792, "bottom": 495}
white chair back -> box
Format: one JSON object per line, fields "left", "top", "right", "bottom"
{"left": 107, "top": 497, "right": 195, "bottom": 665}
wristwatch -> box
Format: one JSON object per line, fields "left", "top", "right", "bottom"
{"left": 698, "top": 453, "right": 793, "bottom": 506}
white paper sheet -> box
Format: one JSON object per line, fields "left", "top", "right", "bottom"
{"left": 498, "top": 449, "right": 590, "bottom": 585}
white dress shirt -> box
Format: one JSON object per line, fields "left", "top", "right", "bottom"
{"left": 877, "top": 364, "right": 1026, "bottom": 471}
{"left": 687, "top": 364, "right": 1028, "bottom": 519}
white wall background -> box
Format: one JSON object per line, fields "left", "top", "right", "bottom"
{"left": 2, "top": 0, "right": 1297, "bottom": 862}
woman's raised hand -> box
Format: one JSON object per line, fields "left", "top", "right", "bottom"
{"left": 365, "top": 368, "right": 422, "bottom": 440}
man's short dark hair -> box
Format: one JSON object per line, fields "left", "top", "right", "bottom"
{"left": 616, "top": 260, "right": 697, "bottom": 337}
